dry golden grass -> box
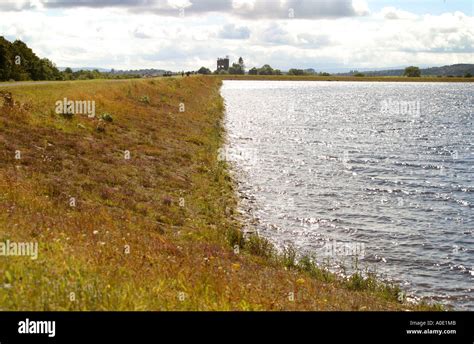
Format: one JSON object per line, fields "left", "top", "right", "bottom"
{"left": 0, "top": 76, "right": 438, "bottom": 310}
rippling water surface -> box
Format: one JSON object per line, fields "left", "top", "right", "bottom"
{"left": 221, "top": 80, "right": 473, "bottom": 310}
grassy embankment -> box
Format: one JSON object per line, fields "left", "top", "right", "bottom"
{"left": 0, "top": 76, "right": 439, "bottom": 310}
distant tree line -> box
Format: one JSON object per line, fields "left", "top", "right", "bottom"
{"left": 344, "top": 65, "right": 472, "bottom": 78}
{"left": 287, "top": 69, "right": 331, "bottom": 76}
{"left": 248, "top": 64, "right": 282, "bottom": 75}
{"left": 0, "top": 37, "right": 141, "bottom": 82}
{"left": 196, "top": 57, "right": 334, "bottom": 76}
{"left": 62, "top": 68, "right": 140, "bottom": 80}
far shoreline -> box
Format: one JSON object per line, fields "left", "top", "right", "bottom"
{"left": 1, "top": 74, "right": 472, "bottom": 89}
{"left": 218, "top": 75, "right": 473, "bottom": 83}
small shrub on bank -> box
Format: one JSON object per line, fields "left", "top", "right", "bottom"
{"left": 59, "top": 110, "right": 74, "bottom": 119}
{"left": 101, "top": 113, "right": 113, "bottom": 122}
{"left": 245, "top": 233, "right": 275, "bottom": 258}
{"left": 96, "top": 123, "right": 105, "bottom": 132}
{"left": 297, "top": 255, "right": 334, "bottom": 282}
{"left": 281, "top": 245, "right": 298, "bottom": 269}
{"left": 139, "top": 95, "right": 150, "bottom": 104}
{"left": 226, "top": 227, "right": 245, "bottom": 249}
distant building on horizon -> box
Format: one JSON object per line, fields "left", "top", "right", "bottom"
{"left": 217, "top": 56, "right": 230, "bottom": 71}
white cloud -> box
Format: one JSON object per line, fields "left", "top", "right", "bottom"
{"left": 0, "top": 2, "right": 472, "bottom": 71}
{"left": 352, "top": 0, "right": 369, "bottom": 16}
{"left": 0, "top": 0, "right": 369, "bottom": 19}
{"left": 218, "top": 24, "right": 251, "bottom": 39}
{"left": 259, "top": 23, "right": 294, "bottom": 45}
{"left": 380, "top": 7, "right": 418, "bottom": 20}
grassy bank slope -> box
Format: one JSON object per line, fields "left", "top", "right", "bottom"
{"left": 0, "top": 77, "right": 435, "bottom": 310}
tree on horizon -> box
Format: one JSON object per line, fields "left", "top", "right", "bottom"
{"left": 403, "top": 66, "right": 421, "bottom": 77}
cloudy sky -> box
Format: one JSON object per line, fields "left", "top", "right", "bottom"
{"left": 0, "top": 0, "right": 473, "bottom": 72}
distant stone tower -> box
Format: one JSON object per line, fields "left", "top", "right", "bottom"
{"left": 217, "top": 56, "right": 230, "bottom": 71}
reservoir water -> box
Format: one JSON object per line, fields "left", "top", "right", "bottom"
{"left": 221, "top": 80, "right": 473, "bottom": 310}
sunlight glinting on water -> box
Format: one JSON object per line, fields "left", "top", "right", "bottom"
{"left": 222, "top": 80, "right": 474, "bottom": 310}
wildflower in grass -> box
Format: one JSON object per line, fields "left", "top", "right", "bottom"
{"left": 296, "top": 278, "right": 305, "bottom": 285}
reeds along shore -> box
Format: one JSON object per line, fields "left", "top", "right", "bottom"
{"left": 0, "top": 76, "right": 439, "bottom": 310}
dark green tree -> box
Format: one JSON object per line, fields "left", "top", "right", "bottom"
{"left": 248, "top": 67, "right": 258, "bottom": 75}
{"left": 258, "top": 64, "right": 275, "bottom": 75}
{"left": 0, "top": 37, "right": 62, "bottom": 81}
{"left": 403, "top": 66, "right": 421, "bottom": 77}
{"left": 288, "top": 68, "right": 305, "bottom": 75}
{"left": 0, "top": 37, "right": 13, "bottom": 80}
{"left": 228, "top": 63, "right": 244, "bottom": 75}
{"left": 197, "top": 66, "right": 211, "bottom": 75}
{"left": 238, "top": 57, "right": 245, "bottom": 73}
